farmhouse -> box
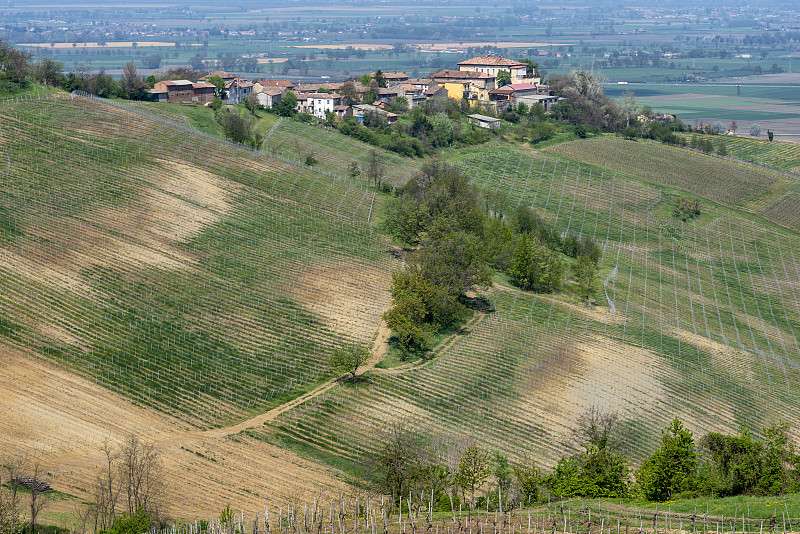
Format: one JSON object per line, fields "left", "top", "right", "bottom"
{"left": 516, "top": 94, "right": 561, "bottom": 112}
{"left": 467, "top": 114, "right": 501, "bottom": 129}
{"left": 149, "top": 80, "right": 216, "bottom": 104}
{"left": 381, "top": 71, "right": 409, "bottom": 84}
{"left": 296, "top": 92, "right": 345, "bottom": 119}
{"left": 430, "top": 70, "right": 495, "bottom": 102}
{"left": 252, "top": 84, "right": 285, "bottom": 108}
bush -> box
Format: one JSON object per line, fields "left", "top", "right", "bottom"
{"left": 622, "top": 126, "right": 638, "bottom": 140}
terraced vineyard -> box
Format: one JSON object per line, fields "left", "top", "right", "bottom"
{"left": 261, "top": 119, "right": 419, "bottom": 185}
{"left": 542, "top": 136, "right": 800, "bottom": 233}
{"left": 271, "top": 150, "right": 800, "bottom": 470}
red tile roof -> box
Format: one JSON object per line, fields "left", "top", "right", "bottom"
{"left": 458, "top": 56, "right": 526, "bottom": 68}
{"left": 430, "top": 70, "right": 493, "bottom": 79}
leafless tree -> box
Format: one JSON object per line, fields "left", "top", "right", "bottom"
{"left": 363, "top": 151, "right": 386, "bottom": 189}
{"left": 571, "top": 405, "right": 628, "bottom": 452}
{"left": 118, "top": 434, "right": 164, "bottom": 521}
{"left": 28, "top": 465, "right": 50, "bottom": 534}
{"left": 93, "top": 439, "right": 119, "bottom": 532}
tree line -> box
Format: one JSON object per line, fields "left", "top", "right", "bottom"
{"left": 367, "top": 409, "right": 800, "bottom": 518}
{"left": 380, "top": 161, "right": 600, "bottom": 355}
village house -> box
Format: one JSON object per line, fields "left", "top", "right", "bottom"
{"left": 488, "top": 83, "right": 556, "bottom": 111}
{"left": 351, "top": 103, "right": 398, "bottom": 124}
{"left": 458, "top": 56, "right": 540, "bottom": 85}
{"left": 467, "top": 114, "right": 501, "bottom": 129}
{"left": 296, "top": 92, "right": 345, "bottom": 120}
{"left": 251, "top": 83, "right": 285, "bottom": 108}
{"left": 381, "top": 71, "right": 409, "bottom": 85}
{"left": 258, "top": 79, "right": 296, "bottom": 91}
{"left": 429, "top": 70, "right": 495, "bottom": 102}
{"left": 224, "top": 78, "right": 254, "bottom": 105}
{"left": 149, "top": 80, "right": 216, "bottom": 104}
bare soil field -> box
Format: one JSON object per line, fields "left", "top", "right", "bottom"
{"left": 0, "top": 346, "right": 347, "bottom": 524}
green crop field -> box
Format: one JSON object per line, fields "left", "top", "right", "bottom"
{"left": 678, "top": 133, "right": 800, "bottom": 174}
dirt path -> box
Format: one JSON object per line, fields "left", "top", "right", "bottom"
{"left": 205, "top": 302, "right": 395, "bottom": 439}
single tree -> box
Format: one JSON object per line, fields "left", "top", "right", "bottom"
{"left": 121, "top": 61, "right": 146, "bottom": 100}
{"left": 493, "top": 450, "right": 512, "bottom": 493}
{"left": 456, "top": 445, "right": 492, "bottom": 520}
{"left": 339, "top": 80, "right": 360, "bottom": 104}
{"left": 359, "top": 73, "right": 372, "bottom": 87}
{"left": 572, "top": 253, "right": 597, "bottom": 304}
{"left": 374, "top": 69, "right": 387, "bottom": 88}
{"left": 347, "top": 161, "right": 361, "bottom": 181}
{"left": 27, "top": 465, "right": 50, "bottom": 534}
{"left": 730, "top": 120, "right": 738, "bottom": 134}
{"left": 275, "top": 90, "right": 297, "bottom": 117}
{"left": 206, "top": 75, "right": 226, "bottom": 99}
{"left": 636, "top": 418, "right": 698, "bottom": 501}
{"left": 512, "top": 454, "right": 541, "bottom": 503}
{"left": 0, "top": 473, "right": 19, "bottom": 534}
{"left": 496, "top": 70, "right": 512, "bottom": 87}
{"left": 750, "top": 123, "right": 761, "bottom": 137}
{"left": 329, "top": 343, "right": 371, "bottom": 378}
{"left": 247, "top": 91, "right": 260, "bottom": 115}
{"left": 364, "top": 150, "right": 386, "bottom": 189}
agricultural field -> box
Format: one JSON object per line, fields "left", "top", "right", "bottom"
{"left": 542, "top": 136, "right": 800, "bottom": 231}
{"left": 678, "top": 133, "right": 800, "bottom": 175}
{"left": 2, "top": 94, "right": 800, "bottom": 525}
{"left": 603, "top": 85, "right": 800, "bottom": 140}
{"left": 0, "top": 93, "right": 397, "bottom": 519}
{"left": 264, "top": 148, "right": 800, "bottom": 475}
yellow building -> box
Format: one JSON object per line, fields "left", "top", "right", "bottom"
{"left": 430, "top": 70, "right": 495, "bottom": 102}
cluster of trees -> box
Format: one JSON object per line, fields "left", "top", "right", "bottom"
{"left": 0, "top": 40, "right": 66, "bottom": 94}
{"left": 382, "top": 163, "right": 601, "bottom": 354}
{"left": 382, "top": 161, "right": 491, "bottom": 353}
{"left": 368, "top": 411, "right": 800, "bottom": 516}
{"left": 673, "top": 197, "right": 701, "bottom": 221}
{"left": 0, "top": 435, "right": 163, "bottom": 534}
{"left": 336, "top": 101, "right": 491, "bottom": 158}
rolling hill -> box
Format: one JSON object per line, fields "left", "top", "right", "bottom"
{"left": 2, "top": 93, "right": 800, "bottom": 523}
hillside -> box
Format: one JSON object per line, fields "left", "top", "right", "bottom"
{"left": 0, "top": 93, "right": 401, "bottom": 519}
{"left": 2, "top": 94, "right": 800, "bottom": 523}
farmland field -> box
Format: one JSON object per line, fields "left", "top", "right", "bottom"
{"left": 0, "top": 93, "right": 396, "bottom": 519}
{"left": 542, "top": 136, "right": 800, "bottom": 229}
{"left": 2, "top": 95, "right": 800, "bottom": 523}
{"left": 266, "top": 148, "right": 800, "bottom": 474}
